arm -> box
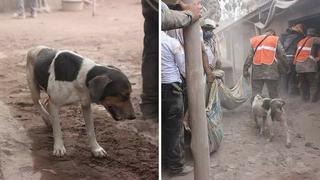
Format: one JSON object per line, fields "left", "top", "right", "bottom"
{"left": 161, "top": 1, "right": 201, "bottom": 30}
{"left": 173, "top": 42, "right": 186, "bottom": 78}
{"left": 166, "top": 3, "right": 182, "bottom": 10}
{"left": 161, "top": 9, "right": 192, "bottom": 30}
{"left": 201, "top": 42, "right": 214, "bottom": 83}
{"left": 212, "top": 39, "right": 222, "bottom": 69}
{"left": 243, "top": 47, "right": 254, "bottom": 76}
{"left": 276, "top": 42, "right": 289, "bottom": 74}
{"left": 279, "top": 34, "right": 285, "bottom": 47}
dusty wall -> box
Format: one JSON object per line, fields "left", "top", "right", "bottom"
{"left": 267, "top": 0, "right": 320, "bottom": 35}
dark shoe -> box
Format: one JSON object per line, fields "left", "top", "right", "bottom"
{"left": 169, "top": 165, "right": 193, "bottom": 176}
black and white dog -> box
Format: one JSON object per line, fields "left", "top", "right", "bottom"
{"left": 252, "top": 95, "right": 291, "bottom": 148}
{"left": 26, "top": 46, "right": 136, "bottom": 157}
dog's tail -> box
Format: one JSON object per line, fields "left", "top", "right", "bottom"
{"left": 26, "top": 46, "right": 52, "bottom": 127}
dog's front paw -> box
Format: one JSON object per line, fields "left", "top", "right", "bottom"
{"left": 267, "top": 137, "right": 273, "bottom": 142}
{"left": 259, "top": 128, "right": 263, "bottom": 136}
{"left": 53, "top": 145, "right": 66, "bottom": 157}
{"left": 286, "top": 142, "right": 291, "bottom": 148}
{"left": 92, "top": 147, "right": 107, "bottom": 158}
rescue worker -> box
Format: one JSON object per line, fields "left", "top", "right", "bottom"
{"left": 201, "top": 18, "right": 221, "bottom": 70}
{"left": 161, "top": 31, "right": 193, "bottom": 176}
{"left": 294, "top": 28, "right": 320, "bottom": 102}
{"left": 279, "top": 23, "right": 305, "bottom": 95}
{"left": 140, "top": 0, "right": 158, "bottom": 119}
{"left": 313, "top": 48, "right": 320, "bottom": 102}
{"left": 243, "top": 29, "right": 288, "bottom": 103}
{"left": 201, "top": 18, "right": 221, "bottom": 102}
{"left": 160, "top": 0, "right": 202, "bottom": 176}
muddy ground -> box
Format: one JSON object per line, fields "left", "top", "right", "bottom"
{"left": 0, "top": 1, "right": 158, "bottom": 180}
{"left": 164, "top": 91, "right": 320, "bottom": 180}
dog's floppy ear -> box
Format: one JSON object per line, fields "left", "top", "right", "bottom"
{"left": 88, "top": 75, "right": 112, "bottom": 103}
{"left": 262, "top": 98, "right": 271, "bottom": 110}
{"left": 279, "top": 99, "right": 285, "bottom": 107}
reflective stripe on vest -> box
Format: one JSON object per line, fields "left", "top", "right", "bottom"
{"left": 251, "top": 35, "right": 278, "bottom": 65}
{"left": 294, "top": 37, "right": 314, "bottom": 63}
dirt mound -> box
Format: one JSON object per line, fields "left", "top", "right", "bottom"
{"left": 25, "top": 105, "right": 158, "bottom": 180}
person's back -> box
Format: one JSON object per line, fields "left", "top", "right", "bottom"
{"left": 293, "top": 28, "right": 320, "bottom": 101}
{"left": 243, "top": 29, "right": 288, "bottom": 102}
{"left": 280, "top": 28, "right": 305, "bottom": 57}
{"left": 294, "top": 35, "right": 319, "bottom": 73}
{"left": 279, "top": 24, "right": 305, "bottom": 95}
{"left": 249, "top": 34, "right": 282, "bottom": 80}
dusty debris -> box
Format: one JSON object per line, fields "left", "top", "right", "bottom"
{"left": 305, "top": 142, "right": 320, "bottom": 150}
{"left": 292, "top": 162, "right": 311, "bottom": 175}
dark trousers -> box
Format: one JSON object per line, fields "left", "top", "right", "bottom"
{"left": 313, "top": 72, "right": 320, "bottom": 102}
{"left": 140, "top": 0, "right": 159, "bottom": 117}
{"left": 298, "top": 72, "right": 316, "bottom": 101}
{"left": 280, "top": 61, "right": 299, "bottom": 95}
{"left": 251, "top": 79, "right": 279, "bottom": 103}
{"left": 162, "top": 83, "right": 184, "bottom": 172}
{"left": 288, "top": 63, "right": 300, "bottom": 95}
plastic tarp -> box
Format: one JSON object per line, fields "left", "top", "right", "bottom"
{"left": 255, "top": 0, "right": 299, "bottom": 29}
{"left": 205, "top": 70, "right": 251, "bottom": 153}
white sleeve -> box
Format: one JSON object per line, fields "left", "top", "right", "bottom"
{"left": 171, "top": 41, "right": 186, "bottom": 78}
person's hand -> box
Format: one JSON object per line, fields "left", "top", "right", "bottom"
{"left": 215, "top": 60, "right": 222, "bottom": 69}
{"left": 209, "top": 64, "right": 215, "bottom": 70}
{"left": 179, "top": 0, "right": 202, "bottom": 22}
{"left": 207, "top": 73, "right": 215, "bottom": 83}
{"left": 243, "top": 71, "right": 250, "bottom": 78}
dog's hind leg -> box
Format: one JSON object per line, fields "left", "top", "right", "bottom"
{"left": 39, "top": 97, "right": 52, "bottom": 127}
{"left": 49, "top": 101, "right": 66, "bottom": 157}
{"left": 267, "top": 117, "right": 274, "bottom": 142}
{"left": 282, "top": 118, "right": 291, "bottom": 148}
{"left": 81, "top": 104, "right": 107, "bottom": 158}
{"left": 260, "top": 116, "right": 267, "bottom": 135}
{"left": 26, "top": 49, "right": 52, "bottom": 128}
{"left": 254, "top": 114, "right": 259, "bottom": 129}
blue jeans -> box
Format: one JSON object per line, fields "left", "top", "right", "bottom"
{"left": 16, "top": 0, "right": 37, "bottom": 15}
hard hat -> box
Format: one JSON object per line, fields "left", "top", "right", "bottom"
{"left": 201, "top": 18, "right": 218, "bottom": 29}
{"left": 306, "top": 28, "right": 317, "bottom": 36}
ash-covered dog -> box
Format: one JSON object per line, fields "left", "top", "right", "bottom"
{"left": 252, "top": 95, "right": 291, "bottom": 148}
{"left": 26, "top": 46, "right": 136, "bottom": 157}
{"left": 252, "top": 94, "right": 271, "bottom": 136}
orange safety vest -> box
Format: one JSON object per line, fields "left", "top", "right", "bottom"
{"left": 316, "top": 48, "right": 320, "bottom": 61}
{"left": 294, "top": 36, "right": 314, "bottom": 63}
{"left": 250, "top": 35, "right": 278, "bottom": 65}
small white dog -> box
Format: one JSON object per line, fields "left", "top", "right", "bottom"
{"left": 252, "top": 95, "right": 291, "bottom": 148}
{"left": 252, "top": 94, "right": 271, "bottom": 135}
